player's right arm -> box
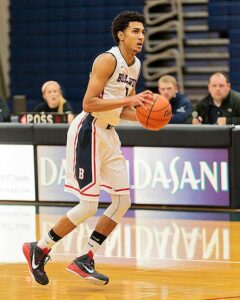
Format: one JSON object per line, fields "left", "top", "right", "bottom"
{"left": 82, "top": 53, "right": 153, "bottom": 112}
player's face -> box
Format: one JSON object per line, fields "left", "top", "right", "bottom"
{"left": 43, "top": 83, "right": 61, "bottom": 108}
{"left": 122, "top": 21, "right": 145, "bottom": 53}
{"left": 158, "top": 82, "right": 177, "bottom": 101}
{"left": 208, "top": 75, "right": 231, "bottom": 103}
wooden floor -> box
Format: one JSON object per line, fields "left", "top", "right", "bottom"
{"left": 1, "top": 205, "right": 240, "bottom": 299}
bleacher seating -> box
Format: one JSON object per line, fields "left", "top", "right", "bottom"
{"left": 10, "top": 0, "right": 145, "bottom": 113}
{"left": 208, "top": 0, "right": 240, "bottom": 91}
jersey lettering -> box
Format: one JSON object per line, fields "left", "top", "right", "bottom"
{"left": 79, "top": 168, "right": 85, "bottom": 179}
{"left": 117, "top": 73, "right": 136, "bottom": 87}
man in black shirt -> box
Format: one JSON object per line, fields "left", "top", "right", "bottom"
{"left": 191, "top": 72, "right": 240, "bottom": 125}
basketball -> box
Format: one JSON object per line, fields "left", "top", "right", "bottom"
{"left": 136, "top": 93, "right": 172, "bottom": 130}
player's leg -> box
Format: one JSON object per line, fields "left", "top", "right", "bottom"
{"left": 23, "top": 113, "right": 99, "bottom": 285}
{"left": 67, "top": 128, "right": 131, "bottom": 285}
{"left": 83, "top": 128, "right": 131, "bottom": 262}
{"left": 65, "top": 123, "right": 109, "bottom": 285}
{"left": 82, "top": 194, "right": 131, "bottom": 256}
{"left": 67, "top": 194, "right": 130, "bottom": 286}
{"left": 22, "top": 199, "right": 98, "bottom": 285}
{"left": 86, "top": 128, "right": 131, "bottom": 256}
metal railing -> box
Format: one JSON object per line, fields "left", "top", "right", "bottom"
{"left": 144, "top": 0, "right": 179, "bottom": 25}
{"left": 143, "top": 49, "right": 184, "bottom": 90}
{"left": 144, "top": 0, "right": 184, "bottom": 91}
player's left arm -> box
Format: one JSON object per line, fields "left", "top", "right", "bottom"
{"left": 120, "top": 89, "right": 137, "bottom": 121}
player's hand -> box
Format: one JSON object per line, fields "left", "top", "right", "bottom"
{"left": 128, "top": 90, "right": 154, "bottom": 110}
{"left": 192, "top": 116, "right": 203, "bottom": 125}
{"left": 216, "top": 117, "right": 226, "bottom": 125}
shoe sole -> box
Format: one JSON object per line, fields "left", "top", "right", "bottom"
{"left": 22, "top": 243, "right": 48, "bottom": 286}
{"left": 67, "top": 263, "right": 109, "bottom": 286}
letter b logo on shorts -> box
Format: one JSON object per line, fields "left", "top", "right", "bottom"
{"left": 79, "top": 168, "right": 84, "bottom": 179}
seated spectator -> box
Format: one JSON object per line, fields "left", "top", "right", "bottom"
{"left": 158, "top": 75, "right": 192, "bottom": 124}
{"left": 0, "top": 96, "right": 10, "bottom": 122}
{"left": 191, "top": 72, "right": 240, "bottom": 125}
{"left": 34, "top": 81, "right": 75, "bottom": 123}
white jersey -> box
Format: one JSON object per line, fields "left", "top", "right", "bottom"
{"left": 91, "top": 46, "right": 141, "bottom": 126}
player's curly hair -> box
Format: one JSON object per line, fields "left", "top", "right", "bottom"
{"left": 112, "top": 11, "right": 145, "bottom": 45}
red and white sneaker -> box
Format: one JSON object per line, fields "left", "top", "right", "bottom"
{"left": 67, "top": 253, "right": 109, "bottom": 286}
{"left": 22, "top": 242, "right": 50, "bottom": 285}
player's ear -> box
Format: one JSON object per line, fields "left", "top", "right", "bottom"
{"left": 117, "top": 31, "right": 124, "bottom": 41}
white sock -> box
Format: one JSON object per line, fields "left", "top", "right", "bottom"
{"left": 83, "top": 238, "right": 101, "bottom": 256}
{"left": 37, "top": 232, "right": 57, "bottom": 250}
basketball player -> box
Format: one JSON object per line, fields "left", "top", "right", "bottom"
{"left": 23, "top": 11, "right": 153, "bottom": 286}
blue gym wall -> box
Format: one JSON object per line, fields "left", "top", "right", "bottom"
{"left": 208, "top": 0, "right": 240, "bottom": 91}
{"left": 9, "top": 0, "right": 145, "bottom": 113}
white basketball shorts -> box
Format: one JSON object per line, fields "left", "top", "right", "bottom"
{"left": 64, "top": 112, "right": 130, "bottom": 202}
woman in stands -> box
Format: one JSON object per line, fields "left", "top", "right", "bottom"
{"left": 34, "top": 80, "right": 75, "bottom": 123}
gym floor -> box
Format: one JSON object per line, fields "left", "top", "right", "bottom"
{"left": 1, "top": 204, "right": 240, "bottom": 300}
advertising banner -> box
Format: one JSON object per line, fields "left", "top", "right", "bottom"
{"left": 37, "top": 146, "right": 229, "bottom": 206}
{"left": 0, "top": 145, "right": 35, "bottom": 201}
{"left": 134, "top": 147, "right": 229, "bottom": 206}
